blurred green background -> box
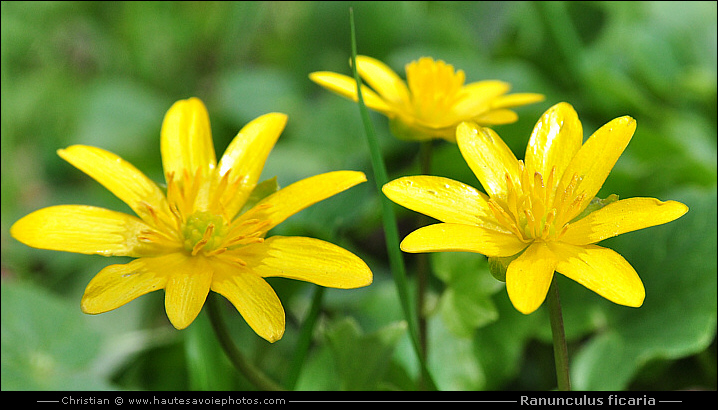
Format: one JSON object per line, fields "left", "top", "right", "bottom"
{"left": 1, "top": 1, "right": 715, "bottom": 391}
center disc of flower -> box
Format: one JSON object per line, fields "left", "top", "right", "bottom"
{"left": 488, "top": 162, "right": 585, "bottom": 243}
{"left": 405, "top": 57, "right": 465, "bottom": 122}
{"left": 182, "top": 211, "right": 228, "bottom": 255}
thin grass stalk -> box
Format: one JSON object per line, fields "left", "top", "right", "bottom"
{"left": 284, "top": 286, "right": 325, "bottom": 390}
{"left": 349, "top": 8, "right": 437, "bottom": 390}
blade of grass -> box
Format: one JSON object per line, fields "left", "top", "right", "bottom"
{"left": 284, "top": 286, "right": 325, "bottom": 390}
{"left": 349, "top": 8, "right": 437, "bottom": 390}
{"left": 416, "top": 140, "right": 434, "bottom": 362}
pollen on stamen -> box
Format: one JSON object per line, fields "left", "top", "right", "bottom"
{"left": 137, "top": 229, "right": 178, "bottom": 249}
{"left": 545, "top": 166, "right": 556, "bottom": 205}
{"left": 557, "top": 223, "right": 571, "bottom": 240}
{"left": 560, "top": 194, "right": 586, "bottom": 227}
{"left": 137, "top": 231, "right": 157, "bottom": 243}
{"left": 523, "top": 208, "right": 538, "bottom": 239}
{"left": 190, "top": 223, "right": 215, "bottom": 256}
{"left": 535, "top": 170, "right": 544, "bottom": 185}
{"left": 166, "top": 172, "right": 192, "bottom": 221}
{"left": 552, "top": 179, "right": 576, "bottom": 221}
{"left": 237, "top": 218, "right": 262, "bottom": 226}
{"left": 172, "top": 168, "right": 203, "bottom": 216}
{"left": 137, "top": 229, "right": 166, "bottom": 242}
{"left": 488, "top": 200, "right": 523, "bottom": 239}
{"left": 138, "top": 200, "right": 178, "bottom": 236}
{"left": 504, "top": 174, "right": 521, "bottom": 219}
{"left": 253, "top": 203, "right": 275, "bottom": 211}
{"left": 169, "top": 204, "right": 183, "bottom": 227}
{"left": 541, "top": 209, "right": 557, "bottom": 239}
{"left": 208, "top": 172, "right": 231, "bottom": 213}
{"left": 206, "top": 247, "right": 227, "bottom": 257}
{"left": 223, "top": 231, "right": 265, "bottom": 248}
{"left": 224, "top": 218, "right": 271, "bottom": 244}
{"left": 225, "top": 256, "right": 248, "bottom": 267}
{"left": 139, "top": 201, "right": 161, "bottom": 225}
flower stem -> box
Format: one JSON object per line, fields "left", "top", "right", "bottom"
{"left": 349, "top": 7, "right": 437, "bottom": 390}
{"left": 285, "top": 286, "right": 325, "bottom": 390}
{"left": 547, "top": 275, "right": 571, "bottom": 391}
{"left": 206, "top": 293, "right": 285, "bottom": 391}
{"left": 416, "top": 141, "right": 433, "bottom": 362}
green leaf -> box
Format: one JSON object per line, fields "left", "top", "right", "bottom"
{"left": 571, "top": 187, "right": 717, "bottom": 390}
{"left": 1, "top": 281, "right": 113, "bottom": 390}
{"left": 240, "top": 177, "right": 280, "bottom": 215}
{"left": 472, "top": 293, "right": 546, "bottom": 390}
{"left": 570, "top": 194, "right": 619, "bottom": 223}
{"left": 488, "top": 254, "right": 516, "bottom": 282}
{"left": 427, "top": 314, "right": 485, "bottom": 390}
{"left": 325, "top": 317, "right": 407, "bottom": 390}
{"left": 439, "top": 287, "right": 499, "bottom": 339}
{"left": 431, "top": 252, "right": 503, "bottom": 337}
{"left": 185, "top": 308, "right": 235, "bottom": 390}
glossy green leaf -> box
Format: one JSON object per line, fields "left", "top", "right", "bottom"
{"left": 325, "top": 317, "right": 407, "bottom": 390}
{"left": 2, "top": 1, "right": 714, "bottom": 392}
{"left": 571, "top": 187, "right": 717, "bottom": 390}
{"left": 471, "top": 293, "right": 545, "bottom": 390}
{"left": 431, "top": 252, "right": 503, "bottom": 337}
{"left": 239, "top": 177, "right": 280, "bottom": 216}
{"left": 1, "top": 282, "right": 112, "bottom": 390}
{"left": 427, "top": 314, "right": 485, "bottom": 390}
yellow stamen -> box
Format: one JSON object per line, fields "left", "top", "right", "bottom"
{"left": 224, "top": 255, "right": 248, "bottom": 267}
{"left": 191, "top": 223, "right": 215, "bottom": 256}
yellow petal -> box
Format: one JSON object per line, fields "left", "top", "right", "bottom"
{"left": 550, "top": 242, "right": 645, "bottom": 308}
{"left": 237, "top": 170, "right": 366, "bottom": 233}
{"left": 356, "top": 55, "right": 411, "bottom": 105}
{"left": 560, "top": 115, "right": 636, "bottom": 216}
{"left": 236, "top": 236, "right": 372, "bottom": 289}
{"left": 456, "top": 121, "right": 520, "bottom": 199}
{"left": 217, "top": 113, "right": 288, "bottom": 219}
{"left": 524, "top": 102, "right": 582, "bottom": 184}
{"left": 489, "top": 93, "right": 545, "bottom": 110}
{"left": 561, "top": 197, "right": 688, "bottom": 246}
{"left": 161, "top": 97, "right": 217, "bottom": 179}
{"left": 382, "top": 175, "right": 492, "bottom": 225}
{"left": 400, "top": 223, "right": 528, "bottom": 257}
{"left": 164, "top": 254, "right": 213, "bottom": 329}
{"left": 452, "top": 80, "right": 511, "bottom": 117}
{"left": 57, "top": 145, "right": 171, "bottom": 225}
{"left": 506, "top": 242, "right": 557, "bottom": 314}
{"left": 81, "top": 254, "right": 174, "bottom": 315}
{"left": 10, "top": 205, "right": 158, "bottom": 257}
{"left": 473, "top": 109, "right": 519, "bottom": 125}
{"left": 309, "top": 71, "right": 393, "bottom": 114}
{"left": 211, "top": 260, "right": 285, "bottom": 343}
{"left": 391, "top": 114, "right": 455, "bottom": 141}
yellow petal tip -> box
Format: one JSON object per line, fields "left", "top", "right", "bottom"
{"left": 166, "top": 311, "right": 195, "bottom": 330}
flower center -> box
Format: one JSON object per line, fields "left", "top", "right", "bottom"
{"left": 134, "top": 168, "right": 274, "bottom": 264}
{"left": 487, "top": 161, "right": 585, "bottom": 242}
{"left": 405, "top": 57, "right": 465, "bottom": 122}
{"left": 182, "top": 211, "right": 228, "bottom": 255}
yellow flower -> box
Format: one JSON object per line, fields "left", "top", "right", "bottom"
{"left": 382, "top": 102, "right": 688, "bottom": 314}
{"left": 310, "top": 55, "right": 544, "bottom": 142}
{"left": 11, "top": 97, "right": 372, "bottom": 341}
